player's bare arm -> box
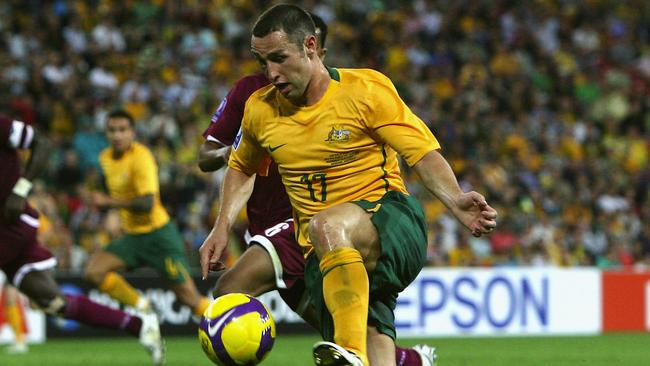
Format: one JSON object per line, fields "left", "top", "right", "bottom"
{"left": 4, "top": 129, "right": 51, "bottom": 222}
{"left": 91, "top": 192, "right": 154, "bottom": 213}
{"left": 198, "top": 140, "right": 231, "bottom": 172}
{"left": 412, "top": 149, "right": 498, "bottom": 237}
{"left": 199, "top": 167, "right": 255, "bottom": 279}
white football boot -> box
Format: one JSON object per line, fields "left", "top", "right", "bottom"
{"left": 136, "top": 296, "right": 154, "bottom": 314}
{"left": 313, "top": 341, "right": 365, "bottom": 366}
{"left": 139, "top": 312, "right": 165, "bottom": 365}
{"left": 413, "top": 344, "right": 438, "bottom": 366}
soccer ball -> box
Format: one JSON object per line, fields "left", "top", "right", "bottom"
{"left": 198, "top": 293, "right": 276, "bottom": 365}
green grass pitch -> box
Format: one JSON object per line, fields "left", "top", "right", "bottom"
{"left": 1, "top": 333, "right": 648, "bottom": 365}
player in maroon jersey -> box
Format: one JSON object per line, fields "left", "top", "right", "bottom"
{"left": 0, "top": 115, "right": 164, "bottom": 365}
{"left": 198, "top": 13, "right": 437, "bottom": 366}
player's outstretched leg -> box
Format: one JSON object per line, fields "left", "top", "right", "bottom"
{"left": 64, "top": 293, "right": 164, "bottom": 365}
{"left": 2, "top": 285, "right": 29, "bottom": 354}
{"left": 84, "top": 252, "right": 153, "bottom": 313}
{"left": 19, "top": 270, "right": 165, "bottom": 365}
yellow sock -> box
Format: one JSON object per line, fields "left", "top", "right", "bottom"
{"left": 320, "top": 247, "right": 369, "bottom": 365}
{"left": 6, "top": 303, "right": 26, "bottom": 344}
{"left": 98, "top": 272, "right": 140, "bottom": 307}
{"left": 194, "top": 297, "right": 210, "bottom": 317}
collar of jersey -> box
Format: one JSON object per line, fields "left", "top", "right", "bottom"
{"left": 278, "top": 68, "right": 340, "bottom": 119}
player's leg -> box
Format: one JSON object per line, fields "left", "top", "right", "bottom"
{"left": 19, "top": 270, "right": 141, "bottom": 334}
{"left": 149, "top": 222, "right": 210, "bottom": 316}
{"left": 367, "top": 192, "right": 433, "bottom": 366}
{"left": 84, "top": 236, "right": 150, "bottom": 311}
{"left": 0, "top": 213, "right": 162, "bottom": 363}
{"left": 310, "top": 191, "right": 429, "bottom": 366}
{"left": 252, "top": 220, "right": 323, "bottom": 330}
{"left": 168, "top": 275, "right": 209, "bottom": 317}
{"left": 366, "top": 328, "right": 437, "bottom": 366}
{"left": 367, "top": 326, "right": 396, "bottom": 366}
{"left": 3, "top": 285, "right": 28, "bottom": 354}
{"left": 309, "top": 202, "right": 378, "bottom": 365}
{"left": 212, "top": 244, "right": 276, "bottom": 297}
{"left": 17, "top": 269, "right": 164, "bottom": 365}
{"left": 214, "top": 220, "right": 322, "bottom": 330}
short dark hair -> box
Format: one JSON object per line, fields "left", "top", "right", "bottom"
{"left": 252, "top": 4, "right": 315, "bottom": 48}
{"left": 107, "top": 109, "right": 135, "bottom": 127}
{"left": 309, "top": 12, "right": 328, "bottom": 47}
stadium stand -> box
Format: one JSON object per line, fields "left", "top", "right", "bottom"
{"left": 0, "top": 0, "right": 647, "bottom": 271}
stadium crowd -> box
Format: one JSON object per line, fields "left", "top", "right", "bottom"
{"left": 0, "top": 0, "right": 648, "bottom": 272}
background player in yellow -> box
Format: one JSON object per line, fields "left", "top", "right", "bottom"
{"left": 200, "top": 4, "right": 497, "bottom": 366}
{"left": 85, "top": 110, "right": 209, "bottom": 319}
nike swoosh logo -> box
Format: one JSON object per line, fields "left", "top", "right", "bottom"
{"left": 208, "top": 308, "right": 236, "bottom": 337}
{"left": 268, "top": 144, "right": 286, "bottom": 152}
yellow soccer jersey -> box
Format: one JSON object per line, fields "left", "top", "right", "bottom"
{"left": 229, "top": 68, "right": 440, "bottom": 254}
{"left": 99, "top": 142, "right": 170, "bottom": 234}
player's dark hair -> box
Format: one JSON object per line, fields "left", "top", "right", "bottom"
{"left": 107, "top": 109, "right": 135, "bottom": 127}
{"left": 309, "top": 12, "right": 328, "bottom": 47}
{"left": 252, "top": 4, "right": 315, "bottom": 48}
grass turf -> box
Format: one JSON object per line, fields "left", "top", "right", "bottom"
{"left": 0, "top": 333, "right": 648, "bottom": 366}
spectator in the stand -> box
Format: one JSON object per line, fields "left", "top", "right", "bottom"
{"left": 55, "top": 149, "right": 83, "bottom": 192}
{"left": 72, "top": 118, "right": 108, "bottom": 172}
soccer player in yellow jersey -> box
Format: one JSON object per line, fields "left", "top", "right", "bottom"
{"left": 200, "top": 4, "right": 497, "bottom": 366}
{"left": 85, "top": 110, "right": 209, "bottom": 323}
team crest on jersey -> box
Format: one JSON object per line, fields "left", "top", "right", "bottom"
{"left": 325, "top": 125, "right": 351, "bottom": 143}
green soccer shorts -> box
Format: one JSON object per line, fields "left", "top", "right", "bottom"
{"left": 105, "top": 221, "right": 191, "bottom": 285}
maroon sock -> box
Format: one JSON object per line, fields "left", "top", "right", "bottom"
{"left": 395, "top": 346, "right": 422, "bottom": 366}
{"left": 64, "top": 294, "right": 142, "bottom": 337}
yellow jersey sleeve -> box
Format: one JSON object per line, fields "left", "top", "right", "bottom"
{"left": 228, "top": 95, "right": 271, "bottom": 176}
{"left": 364, "top": 71, "right": 440, "bottom": 166}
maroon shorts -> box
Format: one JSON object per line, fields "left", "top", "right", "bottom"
{"left": 0, "top": 209, "right": 56, "bottom": 287}
{"left": 246, "top": 218, "right": 307, "bottom": 312}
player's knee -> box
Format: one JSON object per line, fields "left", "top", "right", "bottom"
{"left": 211, "top": 280, "right": 227, "bottom": 298}
{"left": 83, "top": 266, "right": 105, "bottom": 285}
{"left": 211, "top": 270, "right": 254, "bottom": 298}
{"left": 308, "top": 212, "right": 350, "bottom": 254}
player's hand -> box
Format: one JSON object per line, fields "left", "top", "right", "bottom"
{"left": 199, "top": 229, "right": 229, "bottom": 280}
{"left": 3, "top": 193, "right": 26, "bottom": 223}
{"left": 91, "top": 192, "right": 113, "bottom": 208}
{"left": 453, "top": 191, "right": 498, "bottom": 237}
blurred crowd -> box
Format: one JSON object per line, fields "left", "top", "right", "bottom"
{"left": 0, "top": 0, "right": 648, "bottom": 272}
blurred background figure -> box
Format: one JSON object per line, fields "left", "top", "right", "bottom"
{"left": 0, "top": 273, "right": 29, "bottom": 354}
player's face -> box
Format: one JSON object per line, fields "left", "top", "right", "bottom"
{"left": 251, "top": 30, "right": 317, "bottom": 104}
{"left": 106, "top": 117, "right": 135, "bottom": 153}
